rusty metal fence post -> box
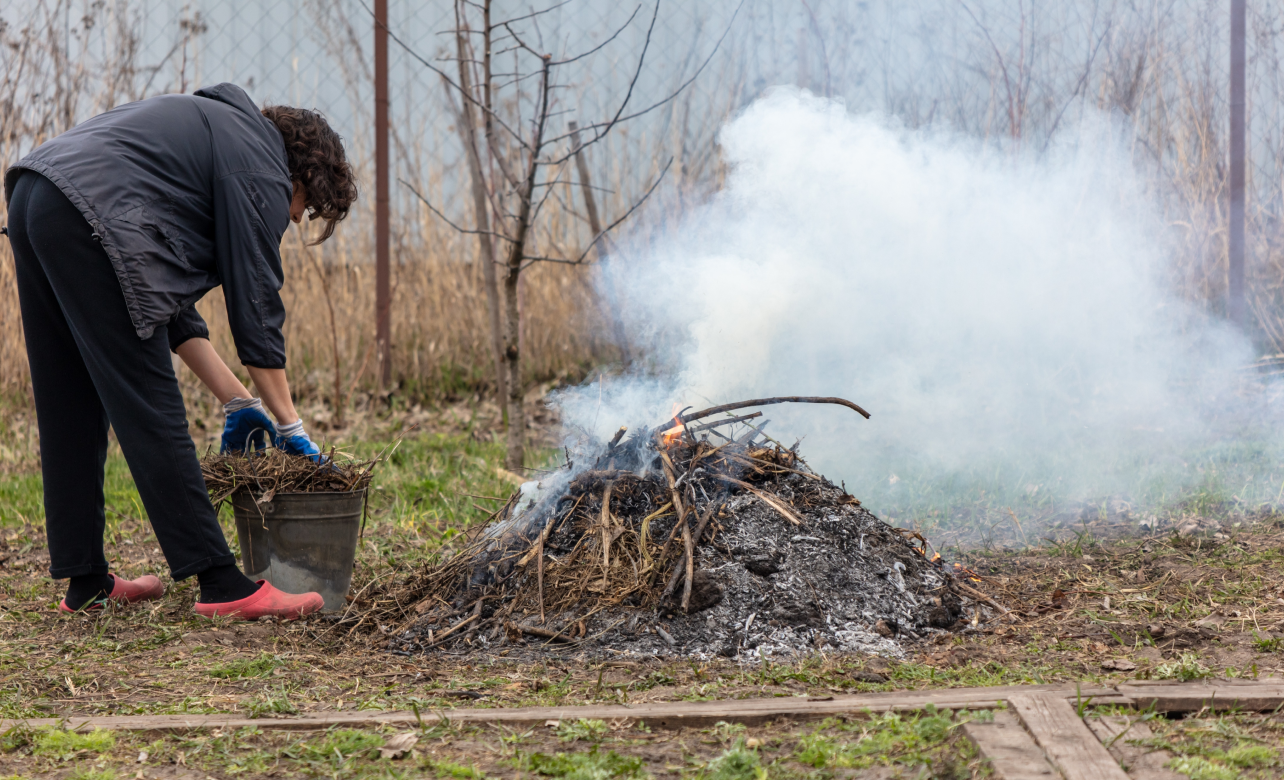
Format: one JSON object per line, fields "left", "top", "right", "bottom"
{"left": 374, "top": 0, "right": 392, "bottom": 387}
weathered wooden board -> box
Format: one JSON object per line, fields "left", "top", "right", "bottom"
{"left": 961, "top": 710, "right": 1058, "bottom": 780}
{"left": 0, "top": 682, "right": 1117, "bottom": 734}
{"left": 1116, "top": 683, "right": 1284, "bottom": 713}
{"left": 1009, "top": 693, "right": 1130, "bottom": 780}
{"left": 1084, "top": 715, "right": 1184, "bottom": 780}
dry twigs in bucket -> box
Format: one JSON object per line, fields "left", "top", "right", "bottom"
{"left": 376, "top": 396, "right": 1008, "bottom": 661}
{"left": 200, "top": 449, "right": 378, "bottom": 506}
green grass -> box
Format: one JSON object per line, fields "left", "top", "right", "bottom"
{"left": 793, "top": 708, "right": 969, "bottom": 772}
{"left": 245, "top": 685, "right": 299, "bottom": 718}
{"left": 207, "top": 653, "right": 285, "bottom": 679}
{"left": 32, "top": 728, "right": 115, "bottom": 760}
{"left": 0, "top": 430, "right": 546, "bottom": 534}
{"left": 1170, "top": 756, "right": 1239, "bottom": 780}
{"left": 428, "top": 757, "right": 487, "bottom": 778}
{"left": 285, "top": 728, "right": 385, "bottom": 768}
{"left": 1153, "top": 653, "right": 1214, "bottom": 682}
{"left": 696, "top": 740, "right": 765, "bottom": 780}
{"left": 1125, "top": 711, "right": 1284, "bottom": 780}
{"left": 522, "top": 747, "right": 648, "bottom": 779}
{"left": 555, "top": 718, "right": 610, "bottom": 743}
{"left": 1253, "top": 632, "right": 1284, "bottom": 652}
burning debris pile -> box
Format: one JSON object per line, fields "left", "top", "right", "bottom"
{"left": 386, "top": 397, "right": 1001, "bottom": 660}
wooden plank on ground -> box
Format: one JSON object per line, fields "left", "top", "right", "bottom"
{"left": 1084, "top": 715, "right": 1183, "bottom": 780}
{"left": 1116, "top": 683, "right": 1284, "bottom": 713}
{"left": 0, "top": 682, "right": 1119, "bottom": 734}
{"left": 1009, "top": 693, "right": 1130, "bottom": 780}
{"left": 961, "top": 710, "right": 1057, "bottom": 780}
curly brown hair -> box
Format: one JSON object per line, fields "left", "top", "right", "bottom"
{"left": 261, "top": 105, "right": 358, "bottom": 244}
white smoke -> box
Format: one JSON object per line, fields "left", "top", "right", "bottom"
{"left": 555, "top": 89, "right": 1267, "bottom": 515}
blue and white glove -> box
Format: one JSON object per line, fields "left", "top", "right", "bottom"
{"left": 220, "top": 398, "right": 275, "bottom": 454}
{"left": 274, "top": 419, "right": 325, "bottom": 463}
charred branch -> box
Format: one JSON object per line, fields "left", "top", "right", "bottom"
{"left": 680, "top": 396, "right": 872, "bottom": 424}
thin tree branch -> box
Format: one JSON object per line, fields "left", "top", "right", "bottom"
{"left": 491, "top": 0, "right": 574, "bottom": 28}
{"left": 521, "top": 157, "right": 672, "bottom": 270}
{"left": 958, "top": 0, "right": 1019, "bottom": 137}
{"left": 544, "top": 0, "right": 743, "bottom": 162}
{"left": 550, "top": 5, "right": 643, "bottom": 66}
{"left": 358, "top": 0, "right": 531, "bottom": 152}
{"left": 401, "top": 178, "right": 513, "bottom": 242}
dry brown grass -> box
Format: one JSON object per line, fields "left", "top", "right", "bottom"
{"left": 0, "top": 0, "right": 617, "bottom": 413}
{"left": 0, "top": 203, "right": 613, "bottom": 409}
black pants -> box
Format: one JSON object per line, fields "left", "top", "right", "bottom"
{"left": 8, "top": 172, "right": 235, "bottom": 580}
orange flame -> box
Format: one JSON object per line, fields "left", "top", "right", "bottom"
{"left": 659, "top": 403, "right": 686, "bottom": 447}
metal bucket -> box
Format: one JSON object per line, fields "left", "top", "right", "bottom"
{"left": 231, "top": 490, "right": 365, "bottom": 612}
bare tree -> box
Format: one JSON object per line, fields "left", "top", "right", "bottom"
{"left": 388, "top": 0, "right": 731, "bottom": 469}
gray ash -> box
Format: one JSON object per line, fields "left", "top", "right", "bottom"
{"left": 385, "top": 404, "right": 978, "bottom": 661}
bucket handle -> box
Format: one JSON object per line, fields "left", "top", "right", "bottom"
{"left": 359, "top": 488, "right": 370, "bottom": 540}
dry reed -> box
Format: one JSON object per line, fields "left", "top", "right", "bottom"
{"left": 0, "top": 206, "right": 612, "bottom": 409}
{"left": 200, "top": 448, "right": 377, "bottom": 505}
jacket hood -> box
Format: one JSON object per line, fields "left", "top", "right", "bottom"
{"left": 193, "top": 83, "right": 264, "bottom": 121}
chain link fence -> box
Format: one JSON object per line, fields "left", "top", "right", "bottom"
{"left": 7, "top": 1, "right": 1284, "bottom": 248}
{"left": 6, "top": 0, "right": 1284, "bottom": 408}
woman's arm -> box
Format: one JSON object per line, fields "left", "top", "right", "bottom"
{"left": 175, "top": 338, "right": 300, "bottom": 426}
{"left": 246, "top": 366, "right": 300, "bottom": 425}
{"left": 247, "top": 366, "right": 321, "bottom": 461}
{"left": 175, "top": 338, "right": 253, "bottom": 405}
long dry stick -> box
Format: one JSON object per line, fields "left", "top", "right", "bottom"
{"left": 662, "top": 502, "right": 720, "bottom": 603}
{"left": 659, "top": 452, "right": 686, "bottom": 522}
{"left": 536, "top": 526, "right": 545, "bottom": 624}
{"left": 714, "top": 475, "right": 803, "bottom": 526}
{"left": 677, "top": 396, "right": 872, "bottom": 425}
{"left": 645, "top": 506, "right": 687, "bottom": 593}
{"left": 954, "top": 579, "right": 1014, "bottom": 620}
{"left": 680, "top": 523, "right": 694, "bottom": 613}
{"left": 423, "top": 612, "right": 478, "bottom": 646}
{"left": 729, "top": 453, "right": 820, "bottom": 482}
{"left": 688, "top": 412, "right": 762, "bottom": 434}
{"left": 505, "top": 621, "right": 575, "bottom": 642}
{"left": 599, "top": 482, "right": 614, "bottom": 588}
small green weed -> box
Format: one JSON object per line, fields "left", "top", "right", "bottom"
{"left": 0, "top": 725, "right": 29, "bottom": 753}
{"left": 794, "top": 708, "right": 961, "bottom": 770}
{"left": 245, "top": 686, "right": 298, "bottom": 718}
{"left": 428, "top": 757, "right": 486, "bottom": 778}
{"left": 555, "top": 718, "right": 609, "bottom": 743}
{"left": 66, "top": 768, "right": 115, "bottom": 780}
{"left": 709, "top": 721, "right": 747, "bottom": 741}
{"left": 524, "top": 747, "right": 646, "bottom": 778}
{"left": 287, "top": 728, "right": 383, "bottom": 768}
{"left": 1252, "top": 632, "right": 1284, "bottom": 653}
{"left": 33, "top": 728, "right": 115, "bottom": 760}
{"left": 699, "top": 739, "right": 765, "bottom": 780}
{"left": 1154, "top": 653, "right": 1213, "bottom": 682}
{"left": 1224, "top": 744, "right": 1276, "bottom": 768}
{"left": 208, "top": 653, "right": 284, "bottom": 679}
{"left": 1169, "top": 755, "right": 1237, "bottom": 780}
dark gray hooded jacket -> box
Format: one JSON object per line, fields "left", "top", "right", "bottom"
{"left": 3, "top": 83, "right": 292, "bottom": 368}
